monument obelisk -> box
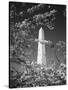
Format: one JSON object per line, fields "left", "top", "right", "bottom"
{"left": 37, "top": 27, "right": 46, "bottom": 65}
{"left": 35, "top": 27, "right": 52, "bottom": 65}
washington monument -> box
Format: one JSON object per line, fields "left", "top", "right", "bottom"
{"left": 35, "top": 27, "right": 51, "bottom": 65}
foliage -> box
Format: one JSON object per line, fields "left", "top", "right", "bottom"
{"left": 9, "top": 62, "right": 66, "bottom": 88}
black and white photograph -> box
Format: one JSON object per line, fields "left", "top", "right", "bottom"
{"left": 9, "top": 1, "right": 66, "bottom": 88}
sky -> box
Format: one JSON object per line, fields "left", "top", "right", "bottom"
{"left": 44, "top": 5, "right": 66, "bottom": 43}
